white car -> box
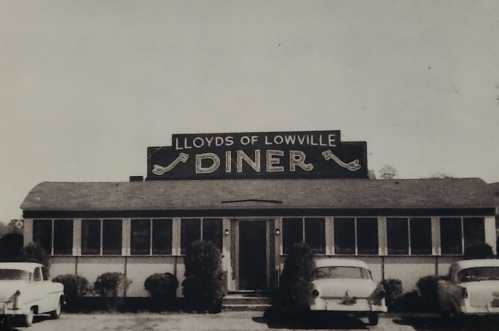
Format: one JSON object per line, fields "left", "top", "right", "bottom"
{"left": 438, "top": 259, "right": 499, "bottom": 316}
{"left": 0, "top": 262, "right": 64, "bottom": 327}
{"left": 310, "top": 258, "right": 387, "bottom": 326}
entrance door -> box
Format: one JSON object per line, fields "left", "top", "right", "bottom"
{"left": 238, "top": 221, "right": 267, "bottom": 290}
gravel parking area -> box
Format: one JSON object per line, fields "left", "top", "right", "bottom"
{"left": 4, "top": 312, "right": 499, "bottom": 331}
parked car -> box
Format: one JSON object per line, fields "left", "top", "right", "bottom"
{"left": 310, "top": 258, "right": 386, "bottom": 325}
{"left": 438, "top": 259, "right": 499, "bottom": 317}
{"left": 0, "top": 262, "right": 64, "bottom": 327}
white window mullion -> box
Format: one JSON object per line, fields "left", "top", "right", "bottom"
{"left": 200, "top": 219, "right": 204, "bottom": 241}
{"left": 460, "top": 217, "right": 465, "bottom": 255}
{"left": 302, "top": 218, "right": 306, "bottom": 244}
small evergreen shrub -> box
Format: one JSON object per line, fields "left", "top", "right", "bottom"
{"left": 272, "top": 243, "right": 315, "bottom": 317}
{"left": 23, "top": 242, "right": 50, "bottom": 278}
{"left": 53, "top": 274, "right": 89, "bottom": 310}
{"left": 0, "top": 233, "right": 24, "bottom": 261}
{"left": 182, "top": 240, "right": 225, "bottom": 312}
{"left": 381, "top": 278, "right": 403, "bottom": 311}
{"left": 416, "top": 275, "right": 443, "bottom": 311}
{"left": 144, "top": 273, "right": 178, "bottom": 310}
{"left": 464, "top": 243, "right": 495, "bottom": 259}
{"left": 94, "top": 272, "right": 131, "bottom": 297}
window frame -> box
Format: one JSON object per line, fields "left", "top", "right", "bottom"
{"left": 333, "top": 216, "right": 379, "bottom": 256}
{"left": 281, "top": 216, "right": 326, "bottom": 255}
{"left": 33, "top": 218, "right": 75, "bottom": 256}
{"left": 440, "top": 216, "right": 486, "bottom": 256}
{"left": 386, "top": 217, "right": 433, "bottom": 256}
{"left": 180, "top": 218, "right": 223, "bottom": 255}
{"left": 131, "top": 218, "right": 173, "bottom": 256}
{"left": 81, "top": 219, "right": 123, "bottom": 256}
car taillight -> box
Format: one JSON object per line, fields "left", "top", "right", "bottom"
{"left": 12, "top": 290, "right": 21, "bottom": 310}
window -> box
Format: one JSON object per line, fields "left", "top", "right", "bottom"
{"left": 131, "top": 220, "right": 151, "bottom": 255}
{"left": 387, "top": 218, "right": 409, "bottom": 255}
{"left": 441, "top": 217, "right": 485, "bottom": 255}
{"left": 53, "top": 220, "right": 73, "bottom": 255}
{"left": 34, "top": 219, "right": 74, "bottom": 255}
{"left": 410, "top": 218, "right": 432, "bottom": 255}
{"left": 81, "top": 220, "right": 101, "bottom": 255}
{"left": 305, "top": 218, "right": 326, "bottom": 254}
{"left": 103, "top": 220, "right": 122, "bottom": 255}
{"left": 387, "top": 217, "right": 432, "bottom": 255}
{"left": 463, "top": 217, "right": 485, "bottom": 249}
{"left": 33, "top": 220, "right": 52, "bottom": 254}
{"left": 357, "top": 218, "right": 378, "bottom": 254}
{"left": 152, "top": 219, "right": 173, "bottom": 255}
{"left": 282, "top": 218, "right": 302, "bottom": 254}
{"left": 334, "top": 218, "right": 355, "bottom": 254}
{"left": 282, "top": 217, "right": 325, "bottom": 254}
{"left": 180, "top": 218, "right": 222, "bottom": 254}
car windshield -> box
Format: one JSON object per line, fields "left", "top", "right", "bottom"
{"left": 458, "top": 267, "right": 499, "bottom": 282}
{"left": 312, "top": 266, "right": 372, "bottom": 280}
{"left": 0, "top": 269, "right": 30, "bottom": 281}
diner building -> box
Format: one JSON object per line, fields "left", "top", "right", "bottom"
{"left": 20, "top": 131, "right": 497, "bottom": 297}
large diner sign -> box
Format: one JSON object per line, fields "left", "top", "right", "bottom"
{"left": 147, "top": 130, "right": 367, "bottom": 180}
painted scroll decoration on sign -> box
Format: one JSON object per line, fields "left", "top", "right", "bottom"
{"left": 152, "top": 152, "right": 189, "bottom": 175}
{"left": 321, "top": 150, "right": 361, "bottom": 172}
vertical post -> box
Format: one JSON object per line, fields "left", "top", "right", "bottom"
{"left": 274, "top": 217, "right": 282, "bottom": 288}
{"left": 431, "top": 216, "right": 441, "bottom": 256}
{"left": 122, "top": 218, "right": 131, "bottom": 256}
{"left": 172, "top": 218, "right": 181, "bottom": 256}
{"left": 325, "top": 216, "right": 334, "bottom": 255}
{"left": 73, "top": 219, "right": 82, "bottom": 256}
{"left": 23, "top": 219, "right": 33, "bottom": 246}
{"left": 222, "top": 218, "right": 232, "bottom": 291}
{"left": 378, "top": 216, "right": 387, "bottom": 256}
{"left": 485, "top": 215, "right": 497, "bottom": 255}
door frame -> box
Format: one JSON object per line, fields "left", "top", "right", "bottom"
{"left": 231, "top": 217, "right": 274, "bottom": 291}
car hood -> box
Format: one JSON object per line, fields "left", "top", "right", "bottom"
{"left": 0, "top": 281, "right": 26, "bottom": 301}
{"left": 311, "top": 278, "right": 377, "bottom": 298}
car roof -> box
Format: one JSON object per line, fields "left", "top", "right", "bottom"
{"left": 314, "top": 258, "right": 370, "bottom": 269}
{"left": 0, "top": 262, "right": 41, "bottom": 272}
{"left": 453, "top": 259, "right": 499, "bottom": 270}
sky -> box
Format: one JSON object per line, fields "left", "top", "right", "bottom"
{"left": 1, "top": 0, "right": 499, "bottom": 223}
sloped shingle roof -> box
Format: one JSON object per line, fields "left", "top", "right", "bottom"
{"left": 21, "top": 178, "right": 494, "bottom": 211}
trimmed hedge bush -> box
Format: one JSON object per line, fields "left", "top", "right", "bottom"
{"left": 23, "top": 242, "right": 50, "bottom": 278}
{"left": 182, "top": 240, "right": 225, "bottom": 312}
{"left": 53, "top": 274, "right": 89, "bottom": 310}
{"left": 94, "top": 272, "right": 131, "bottom": 297}
{"left": 144, "top": 273, "right": 178, "bottom": 310}
{"left": 416, "top": 275, "right": 444, "bottom": 311}
{"left": 381, "top": 278, "right": 403, "bottom": 311}
{"left": 272, "top": 243, "right": 315, "bottom": 316}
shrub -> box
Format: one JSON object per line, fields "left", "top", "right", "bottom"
{"left": 272, "top": 243, "right": 315, "bottom": 317}
{"left": 464, "top": 243, "right": 495, "bottom": 259}
{"left": 182, "top": 240, "right": 225, "bottom": 312}
{"left": 23, "top": 242, "right": 50, "bottom": 278}
{"left": 53, "top": 274, "right": 89, "bottom": 310}
{"left": 0, "top": 233, "right": 24, "bottom": 261}
{"left": 144, "top": 273, "right": 178, "bottom": 310}
{"left": 381, "top": 278, "right": 403, "bottom": 311}
{"left": 416, "top": 275, "right": 442, "bottom": 311}
{"left": 94, "top": 272, "right": 131, "bottom": 297}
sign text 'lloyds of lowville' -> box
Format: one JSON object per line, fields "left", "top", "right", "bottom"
{"left": 147, "top": 130, "right": 368, "bottom": 180}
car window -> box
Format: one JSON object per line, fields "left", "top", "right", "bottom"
{"left": 312, "top": 266, "right": 372, "bottom": 280}
{"left": 458, "top": 267, "right": 499, "bottom": 282}
{"left": 0, "top": 269, "right": 30, "bottom": 281}
{"left": 33, "top": 267, "right": 42, "bottom": 281}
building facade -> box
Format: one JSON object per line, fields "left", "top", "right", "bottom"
{"left": 20, "top": 131, "right": 497, "bottom": 297}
